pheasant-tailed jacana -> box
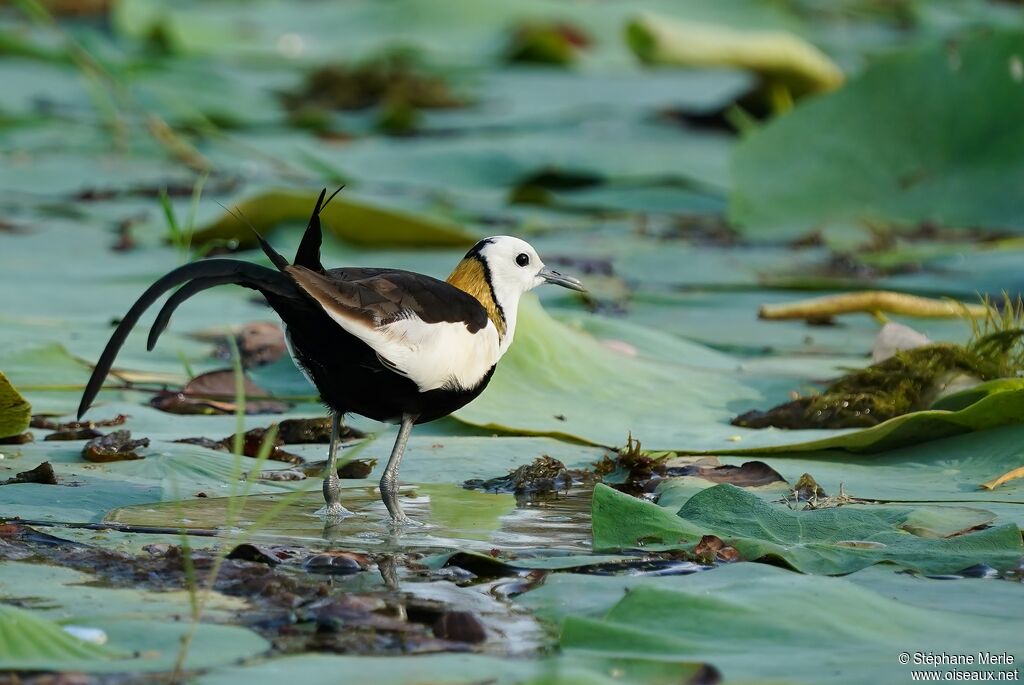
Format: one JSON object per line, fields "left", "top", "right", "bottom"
{"left": 77, "top": 189, "right": 584, "bottom": 525}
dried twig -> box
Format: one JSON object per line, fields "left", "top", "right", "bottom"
{"left": 759, "top": 291, "right": 987, "bottom": 322}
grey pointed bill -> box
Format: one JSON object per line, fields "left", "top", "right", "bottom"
{"left": 539, "top": 266, "right": 585, "bottom": 291}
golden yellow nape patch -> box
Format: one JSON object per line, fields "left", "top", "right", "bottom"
{"left": 447, "top": 258, "right": 506, "bottom": 338}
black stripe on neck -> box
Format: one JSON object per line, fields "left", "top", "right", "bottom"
{"left": 470, "top": 246, "right": 506, "bottom": 333}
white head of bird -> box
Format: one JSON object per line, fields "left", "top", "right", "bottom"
{"left": 446, "top": 236, "right": 584, "bottom": 353}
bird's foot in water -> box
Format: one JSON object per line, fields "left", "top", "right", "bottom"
{"left": 317, "top": 502, "right": 353, "bottom": 519}
{"left": 386, "top": 514, "right": 424, "bottom": 532}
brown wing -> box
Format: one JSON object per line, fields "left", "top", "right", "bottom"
{"left": 286, "top": 265, "right": 489, "bottom": 333}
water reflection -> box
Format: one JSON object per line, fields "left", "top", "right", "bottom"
{"left": 104, "top": 482, "right": 595, "bottom": 556}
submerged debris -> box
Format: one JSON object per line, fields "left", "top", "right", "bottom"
{"left": 82, "top": 430, "right": 149, "bottom": 462}
{"left": 734, "top": 330, "right": 1024, "bottom": 429}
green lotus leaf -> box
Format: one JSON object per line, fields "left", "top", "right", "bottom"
{"left": 591, "top": 483, "right": 1023, "bottom": 574}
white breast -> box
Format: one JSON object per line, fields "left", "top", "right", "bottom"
{"left": 310, "top": 299, "right": 502, "bottom": 393}
{"left": 377, "top": 317, "right": 501, "bottom": 392}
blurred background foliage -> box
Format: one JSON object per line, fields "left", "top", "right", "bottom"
{"left": 2, "top": 1, "right": 1024, "bottom": 682}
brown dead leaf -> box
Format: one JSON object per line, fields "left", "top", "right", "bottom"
{"left": 36, "top": 412, "right": 130, "bottom": 441}
{"left": 44, "top": 427, "right": 104, "bottom": 441}
{"left": 32, "top": 413, "right": 128, "bottom": 431}
{"left": 337, "top": 458, "right": 375, "bottom": 479}
{"left": 0, "top": 432, "right": 33, "bottom": 444}
{"left": 682, "top": 460, "right": 785, "bottom": 488}
{"left": 227, "top": 543, "right": 303, "bottom": 566}
{"left": 150, "top": 370, "right": 288, "bottom": 414}
{"left": 692, "top": 534, "right": 741, "bottom": 564}
{"left": 277, "top": 417, "right": 365, "bottom": 443}
{"left": 433, "top": 611, "right": 487, "bottom": 643}
{"left": 198, "top": 321, "right": 287, "bottom": 368}
{"left": 304, "top": 551, "right": 368, "bottom": 575}
{"left": 1, "top": 462, "right": 57, "bottom": 486}
{"left": 225, "top": 426, "right": 304, "bottom": 464}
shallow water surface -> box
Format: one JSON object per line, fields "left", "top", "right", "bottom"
{"left": 105, "top": 482, "right": 595, "bottom": 555}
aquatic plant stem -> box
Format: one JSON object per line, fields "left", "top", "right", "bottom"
{"left": 760, "top": 291, "right": 987, "bottom": 321}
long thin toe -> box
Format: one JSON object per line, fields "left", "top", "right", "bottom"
{"left": 318, "top": 502, "right": 353, "bottom": 519}
{"left": 387, "top": 514, "right": 423, "bottom": 531}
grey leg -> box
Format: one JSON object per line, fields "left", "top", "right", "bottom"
{"left": 380, "top": 413, "right": 417, "bottom": 524}
{"left": 378, "top": 554, "right": 401, "bottom": 591}
{"left": 320, "top": 412, "right": 351, "bottom": 518}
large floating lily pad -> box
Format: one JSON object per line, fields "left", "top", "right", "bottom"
{"left": 732, "top": 30, "right": 1024, "bottom": 239}
{"left": 0, "top": 371, "right": 30, "bottom": 439}
{"left": 527, "top": 564, "right": 1023, "bottom": 684}
{"left": 627, "top": 12, "right": 843, "bottom": 97}
{"left": 191, "top": 189, "right": 477, "bottom": 249}
{"left": 0, "top": 603, "right": 117, "bottom": 671}
{"left": 454, "top": 297, "right": 859, "bottom": 450}
{"left": 0, "top": 562, "right": 269, "bottom": 673}
{"left": 720, "top": 377, "right": 1024, "bottom": 455}
{"left": 658, "top": 423, "right": 1024, "bottom": 527}
{"left": 198, "top": 651, "right": 712, "bottom": 685}
{"left": 591, "top": 483, "right": 1023, "bottom": 574}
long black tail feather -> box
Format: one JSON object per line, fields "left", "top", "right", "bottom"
{"left": 148, "top": 275, "right": 248, "bottom": 352}
{"left": 253, "top": 230, "right": 290, "bottom": 271}
{"left": 77, "top": 258, "right": 293, "bottom": 419}
{"left": 293, "top": 186, "right": 343, "bottom": 274}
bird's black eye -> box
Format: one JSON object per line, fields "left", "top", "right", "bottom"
{"left": 516, "top": 253, "right": 530, "bottom": 267}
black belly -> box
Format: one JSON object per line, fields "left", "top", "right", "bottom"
{"left": 267, "top": 293, "right": 494, "bottom": 424}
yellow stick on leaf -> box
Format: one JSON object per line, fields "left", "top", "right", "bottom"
{"left": 759, "top": 291, "right": 986, "bottom": 322}
{"left": 980, "top": 466, "right": 1024, "bottom": 491}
